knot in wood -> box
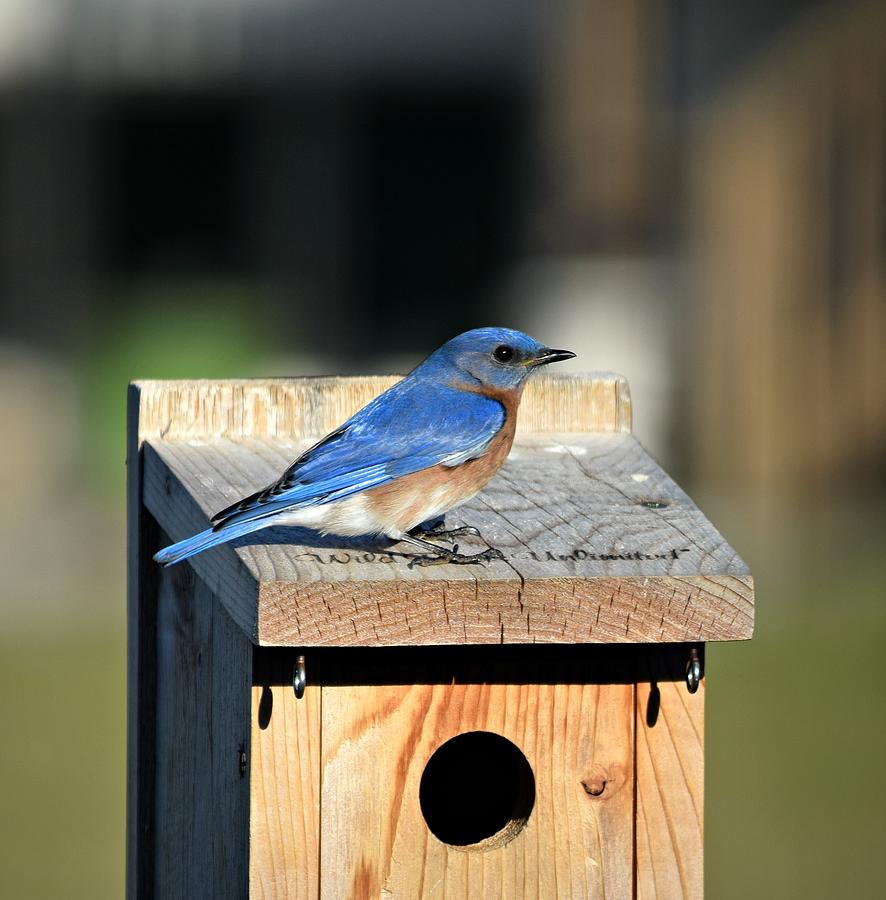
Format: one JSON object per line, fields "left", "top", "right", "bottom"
{"left": 580, "top": 762, "right": 623, "bottom": 799}
{"left": 583, "top": 779, "right": 606, "bottom": 796}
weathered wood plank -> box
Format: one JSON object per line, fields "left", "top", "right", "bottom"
{"left": 143, "top": 431, "right": 753, "bottom": 646}
{"left": 143, "top": 435, "right": 262, "bottom": 641}
{"left": 636, "top": 677, "right": 704, "bottom": 899}
{"left": 131, "top": 373, "right": 632, "bottom": 444}
{"left": 127, "top": 383, "right": 158, "bottom": 900}
{"left": 249, "top": 682, "right": 321, "bottom": 899}
{"left": 153, "top": 546, "right": 251, "bottom": 898}
{"left": 319, "top": 676, "right": 634, "bottom": 898}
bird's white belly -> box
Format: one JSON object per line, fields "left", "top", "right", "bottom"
{"left": 272, "top": 495, "right": 384, "bottom": 537}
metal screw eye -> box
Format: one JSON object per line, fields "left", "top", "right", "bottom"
{"left": 686, "top": 647, "right": 701, "bottom": 694}
{"left": 293, "top": 654, "right": 306, "bottom": 699}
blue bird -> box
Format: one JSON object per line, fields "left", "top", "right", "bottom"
{"left": 153, "top": 327, "right": 575, "bottom": 567}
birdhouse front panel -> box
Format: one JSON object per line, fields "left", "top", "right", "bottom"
{"left": 246, "top": 645, "right": 701, "bottom": 899}
{"left": 320, "top": 680, "right": 632, "bottom": 898}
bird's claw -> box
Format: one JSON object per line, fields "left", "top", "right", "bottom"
{"left": 414, "top": 524, "right": 483, "bottom": 541}
{"left": 408, "top": 546, "right": 505, "bottom": 568}
{"left": 476, "top": 547, "right": 505, "bottom": 563}
{"left": 408, "top": 554, "right": 451, "bottom": 568}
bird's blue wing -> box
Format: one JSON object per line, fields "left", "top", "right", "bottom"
{"left": 211, "top": 379, "right": 505, "bottom": 530}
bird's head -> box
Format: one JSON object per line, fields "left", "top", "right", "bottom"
{"left": 424, "top": 327, "right": 576, "bottom": 393}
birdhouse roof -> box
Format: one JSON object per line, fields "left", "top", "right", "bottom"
{"left": 130, "top": 375, "right": 753, "bottom": 646}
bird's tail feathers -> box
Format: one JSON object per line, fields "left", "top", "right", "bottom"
{"left": 153, "top": 518, "right": 270, "bottom": 567}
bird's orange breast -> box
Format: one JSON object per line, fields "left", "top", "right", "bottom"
{"left": 364, "top": 383, "right": 522, "bottom": 533}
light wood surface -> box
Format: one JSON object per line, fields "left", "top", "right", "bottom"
{"left": 636, "top": 679, "right": 705, "bottom": 900}
{"left": 249, "top": 683, "right": 321, "bottom": 899}
{"left": 319, "top": 680, "right": 633, "bottom": 899}
{"left": 130, "top": 372, "right": 632, "bottom": 443}
{"left": 243, "top": 645, "right": 704, "bottom": 899}
{"left": 143, "top": 428, "right": 752, "bottom": 646}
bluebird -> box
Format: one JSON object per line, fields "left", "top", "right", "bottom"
{"left": 153, "top": 327, "right": 575, "bottom": 568}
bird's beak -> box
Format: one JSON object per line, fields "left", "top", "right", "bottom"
{"left": 524, "top": 347, "right": 577, "bottom": 368}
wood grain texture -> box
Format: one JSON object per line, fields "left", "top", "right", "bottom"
{"left": 143, "top": 430, "right": 753, "bottom": 646}
{"left": 249, "top": 682, "right": 321, "bottom": 899}
{"left": 131, "top": 373, "right": 632, "bottom": 444}
{"left": 153, "top": 547, "right": 252, "bottom": 899}
{"left": 320, "top": 678, "right": 633, "bottom": 899}
{"left": 636, "top": 679, "right": 704, "bottom": 900}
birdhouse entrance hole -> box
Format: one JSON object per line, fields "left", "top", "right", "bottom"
{"left": 419, "top": 731, "right": 535, "bottom": 850}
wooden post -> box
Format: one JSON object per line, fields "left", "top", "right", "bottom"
{"left": 127, "top": 373, "right": 752, "bottom": 898}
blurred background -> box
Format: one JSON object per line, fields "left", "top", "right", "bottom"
{"left": 1, "top": 0, "right": 884, "bottom": 896}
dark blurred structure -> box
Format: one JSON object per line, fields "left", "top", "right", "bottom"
{"left": 0, "top": 0, "right": 538, "bottom": 356}
{"left": 689, "top": 2, "right": 886, "bottom": 496}
{"left": 4, "top": 0, "right": 881, "bottom": 469}
{"left": 1, "top": 1, "right": 884, "bottom": 898}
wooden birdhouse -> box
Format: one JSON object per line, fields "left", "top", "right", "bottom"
{"left": 127, "top": 374, "right": 753, "bottom": 899}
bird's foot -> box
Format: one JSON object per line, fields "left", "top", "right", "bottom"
{"left": 408, "top": 546, "right": 505, "bottom": 568}
{"left": 412, "top": 522, "right": 482, "bottom": 542}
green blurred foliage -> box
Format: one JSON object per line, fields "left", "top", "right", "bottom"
{"left": 1, "top": 279, "right": 276, "bottom": 898}
{"left": 77, "top": 279, "right": 275, "bottom": 499}
{"left": 707, "top": 563, "right": 886, "bottom": 898}
{"left": 0, "top": 626, "right": 125, "bottom": 898}
{"left": 698, "top": 487, "right": 886, "bottom": 896}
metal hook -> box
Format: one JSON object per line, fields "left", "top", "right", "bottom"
{"left": 293, "top": 654, "right": 306, "bottom": 699}
{"left": 685, "top": 646, "right": 701, "bottom": 694}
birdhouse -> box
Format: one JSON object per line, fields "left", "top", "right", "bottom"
{"left": 127, "top": 374, "right": 753, "bottom": 899}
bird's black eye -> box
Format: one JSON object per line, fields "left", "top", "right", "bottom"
{"left": 493, "top": 345, "right": 515, "bottom": 363}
